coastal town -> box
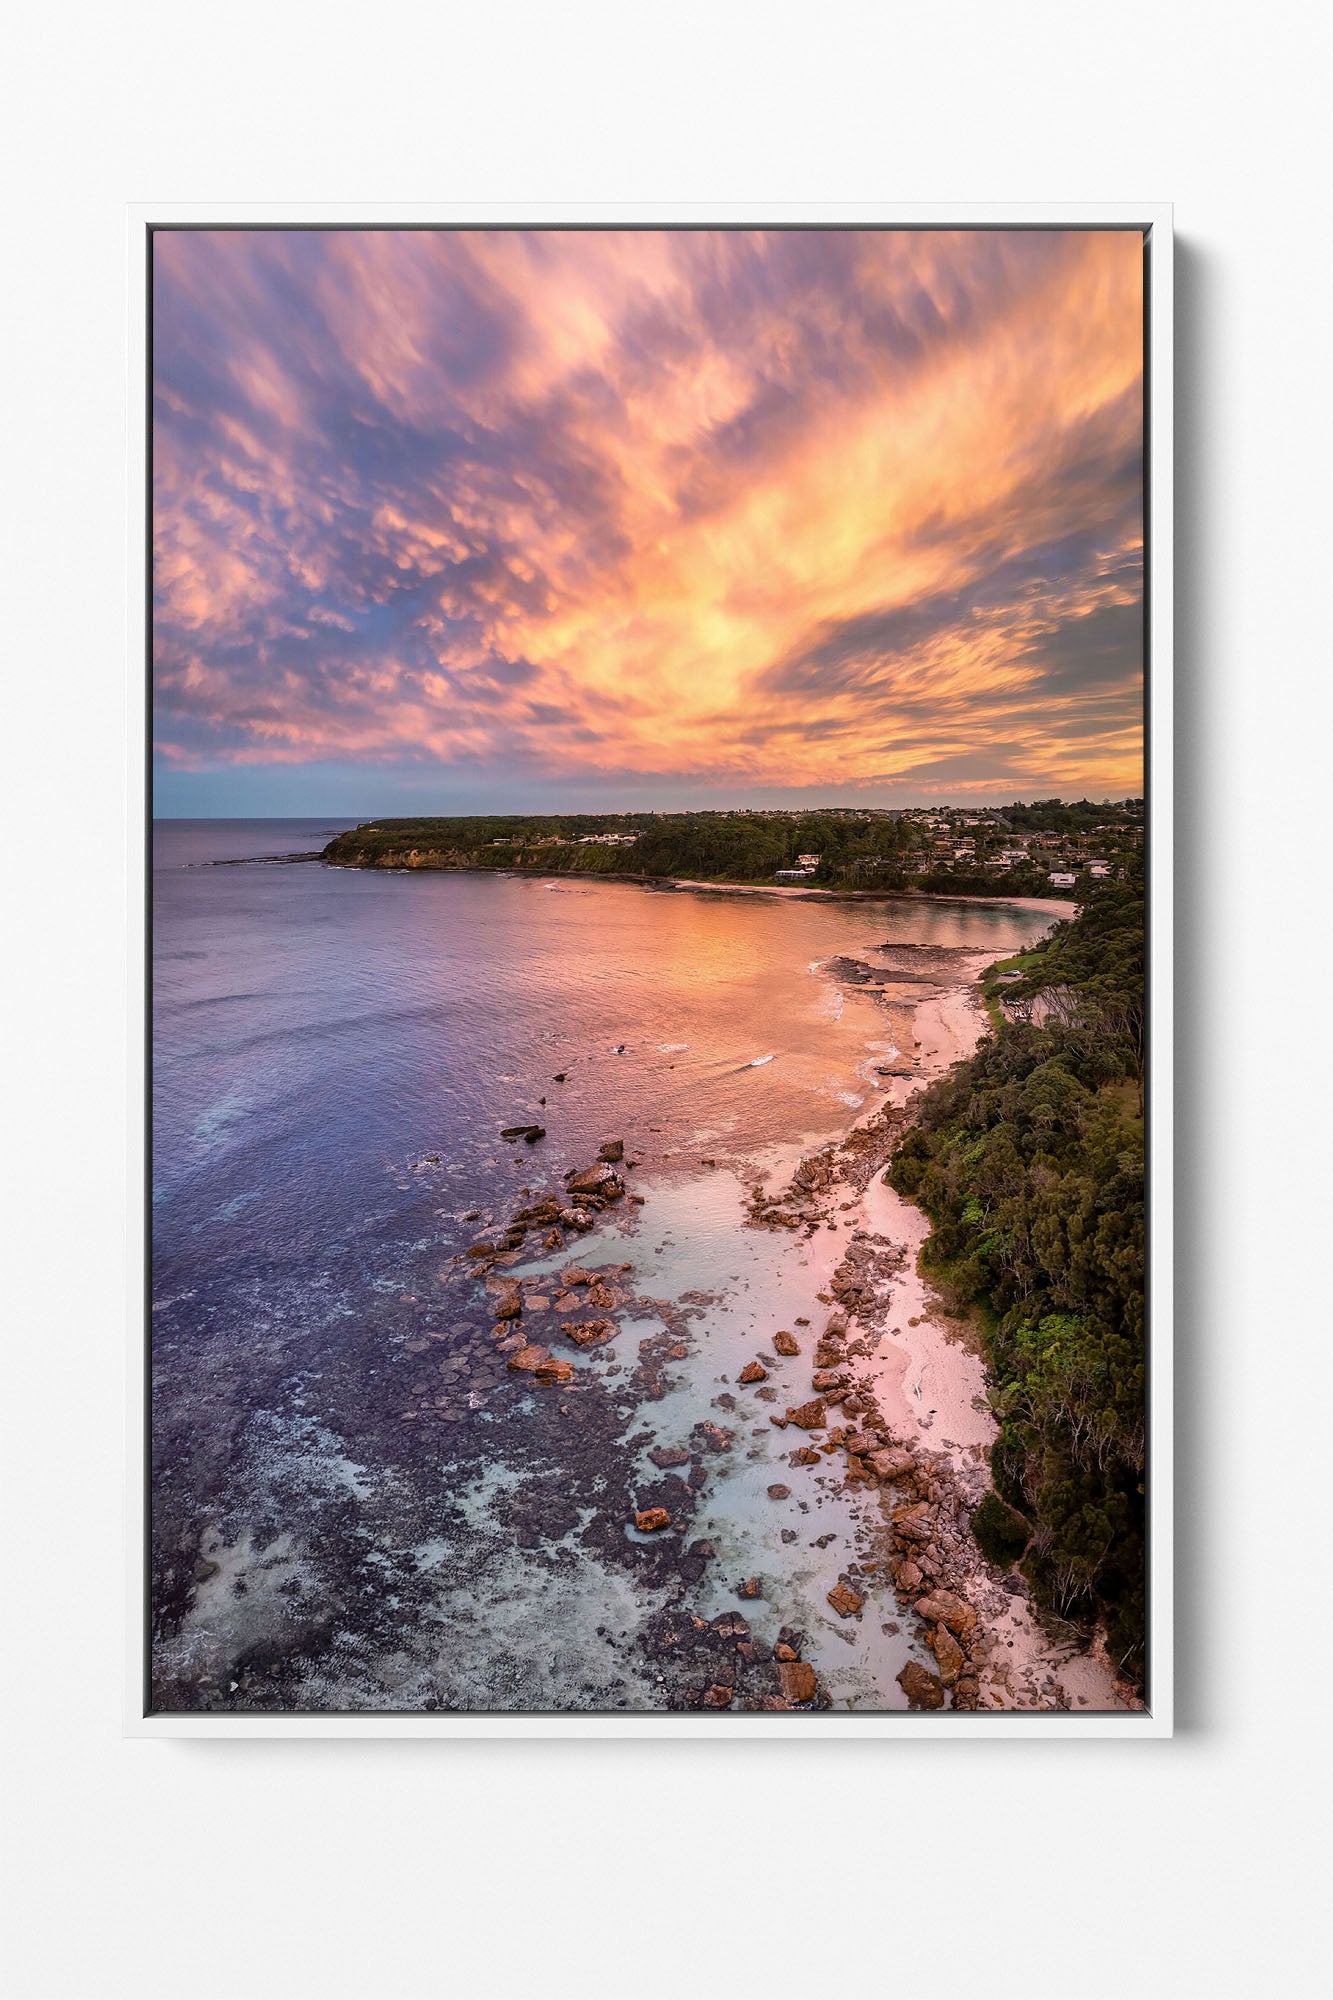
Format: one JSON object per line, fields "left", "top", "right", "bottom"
{"left": 325, "top": 797, "right": 1144, "bottom": 898}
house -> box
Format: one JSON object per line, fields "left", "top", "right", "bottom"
{"left": 1088, "top": 861, "right": 1112, "bottom": 879}
{"left": 1048, "top": 871, "right": 1076, "bottom": 888}
{"left": 775, "top": 867, "right": 816, "bottom": 882}
{"left": 796, "top": 853, "right": 821, "bottom": 868}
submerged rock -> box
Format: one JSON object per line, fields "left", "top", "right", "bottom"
{"left": 563, "top": 1318, "right": 616, "bottom": 1347}
{"left": 827, "top": 1581, "right": 865, "bottom": 1619}
{"left": 507, "top": 1344, "right": 552, "bottom": 1373}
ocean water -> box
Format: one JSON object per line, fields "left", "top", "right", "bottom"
{"left": 150, "top": 819, "right": 1057, "bottom": 1713}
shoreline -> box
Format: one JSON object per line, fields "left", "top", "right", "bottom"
{"left": 747, "top": 948, "right": 1141, "bottom": 1712}
{"left": 319, "top": 854, "right": 1080, "bottom": 914}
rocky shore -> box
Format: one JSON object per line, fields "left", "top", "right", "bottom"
{"left": 419, "top": 939, "right": 1138, "bottom": 1715}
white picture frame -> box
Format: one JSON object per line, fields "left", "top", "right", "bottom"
{"left": 126, "top": 202, "right": 1172, "bottom": 1738}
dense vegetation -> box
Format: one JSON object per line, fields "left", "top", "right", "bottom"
{"left": 886, "top": 862, "right": 1146, "bottom": 1682}
{"left": 322, "top": 804, "right": 1140, "bottom": 896}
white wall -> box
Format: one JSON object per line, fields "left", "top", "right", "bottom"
{"left": 3, "top": 3, "right": 1329, "bottom": 1994}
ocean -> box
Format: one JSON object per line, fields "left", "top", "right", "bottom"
{"left": 150, "top": 818, "right": 1058, "bottom": 1712}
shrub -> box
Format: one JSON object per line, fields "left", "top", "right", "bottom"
{"left": 972, "top": 1489, "right": 1031, "bottom": 1568}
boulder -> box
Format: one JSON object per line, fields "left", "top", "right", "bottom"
{"left": 634, "top": 1507, "right": 671, "bottom": 1533}
{"left": 928, "top": 1625, "right": 966, "bottom": 1685}
{"left": 827, "top": 1581, "right": 865, "bottom": 1619}
{"left": 914, "top": 1589, "right": 977, "bottom": 1637}
{"left": 701, "top": 1685, "right": 733, "bottom": 1708}
{"left": 774, "top": 1643, "right": 798, "bottom": 1663}
{"left": 766, "top": 1484, "right": 790, "bottom": 1500}
{"left": 772, "top": 1331, "right": 800, "bottom": 1357}
{"left": 506, "top": 1344, "right": 551, "bottom": 1372}
{"left": 843, "top": 1430, "right": 880, "bottom": 1456}
{"left": 534, "top": 1356, "right": 573, "bottom": 1384}
{"left": 811, "top": 1368, "right": 848, "bottom": 1393}
{"left": 563, "top": 1318, "right": 616, "bottom": 1347}
{"left": 493, "top": 1286, "right": 523, "bottom": 1321}
{"left": 738, "top": 1361, "right": 767, "bottom": 1384}
{"left": 786, "top": 1399, "right": 826, "bottom": 1431}
{"left": 893, "top": 1559, "right": 924, "bottom": 1593}
{"left": 597, "top": 1139, "right": 624, "bottom": 1162}
{"left": 648, "top": 1446, "right": 690, "bottom": 1469}
{"left": 897, "top": 1661, "right": 945, "bottom": 1710}
{"left": 870, "top": 1446, "right": 915, "bottom": 1483}
{"left": 566, "top": 1163, "right": 625, "bottom": 1199}
{"left": 777, "top": 1661, "right": 817, "bottom": 1704}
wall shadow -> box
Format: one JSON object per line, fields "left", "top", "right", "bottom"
{"left": 1170, "top": 234, "right": 1221, "bottom": 1736}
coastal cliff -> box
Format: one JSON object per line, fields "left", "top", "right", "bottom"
{"left": 321, "top": 806, "right": 1138, "bottom": 898}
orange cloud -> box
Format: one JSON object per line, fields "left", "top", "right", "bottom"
{"left": 153, "top": 228, "right": 1143, "bottom": 799}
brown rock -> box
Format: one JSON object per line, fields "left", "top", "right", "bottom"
{"left": 634, "top": 1507, "right": 671, "bottom": 1533}
{"left": 737, "top": 1576, "right": 763, "bottom": 1600}
{"left": 870, "top": 1446, "right": 915, "bottom": 1482}
{"left": 897, "top": 1661, "right": 945, "bottom": 1710}
{"left": 566, "top": 1163, "right": 624, "bottom": 1199}
{"left": 787, "top": 1399, "right": 826, "bottom": 1431}
{"left": 597, "top": 1138, "right": 624, "bottom": 1162}
{"left": 827, "top": 1581, "right": 865, "bottom": 1619}
{"left": 843, "top": 1430, "right": 879, "bottom": 1456}
{"left": 914, "top": 1590, "right": 977, "bottom": 1637}
{"left": 738, "top": 1361, "right": 767, "bottom": 1384}
{"left": 766, "top": 1484, "right": 790, "bottom": 1500}
{"left": 777, "top": 1661, "right": 817, "bottom": 1703}
{"left": 928, "top": 1625, "right": 966, "bottom": 1685}
{"left": 534, "top": 1356, "right": 574, "bottom": 1384}
{"left": 506, "top": 1344, "right": 552, "bottom": 1372}
{"left": 648, "top": 1446, "right": 690, "bottom": 1469}
{"left": 811, "top": 1368, "right": 848, "bottom": 1393}
{"left": 701, "top": 1685, "right": 733, "bottom": 1708}
{"left": 894, "top": 1560, "right": 924, "bottom": 1593}
{"left": 563, "top": 1318, "right": 616, "bottom": 1347}
{"left": 795, "top": 1445, "right": 821, "bottom": 1465}
{"left": 772, "top": 1331, "right": 800, "bottom": 1357}
{"left": 493, "top": 1286, "right": 523, "bottom": 1321}
{"left": 774, "top": 1643, "right": 798, "bottom": 1663}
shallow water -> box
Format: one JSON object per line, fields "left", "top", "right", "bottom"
{"left": 151, "top": 819, "right": 1059, "bottom": 1712}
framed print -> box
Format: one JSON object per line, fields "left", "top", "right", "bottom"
{"left": 128, "top": 204, "right": 1171, "bottom": 1737}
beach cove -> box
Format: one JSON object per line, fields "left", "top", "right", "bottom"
{"left": 151, "top": 823, "right": 1126, "bottom": 1712}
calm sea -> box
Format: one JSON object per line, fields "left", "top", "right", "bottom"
{"left": 150, "top": 818, "right": 1056, "bottom": 1713}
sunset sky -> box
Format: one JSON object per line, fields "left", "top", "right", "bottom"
{"left": 152, "top": 228, "right": 1144, "bottom": 816}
